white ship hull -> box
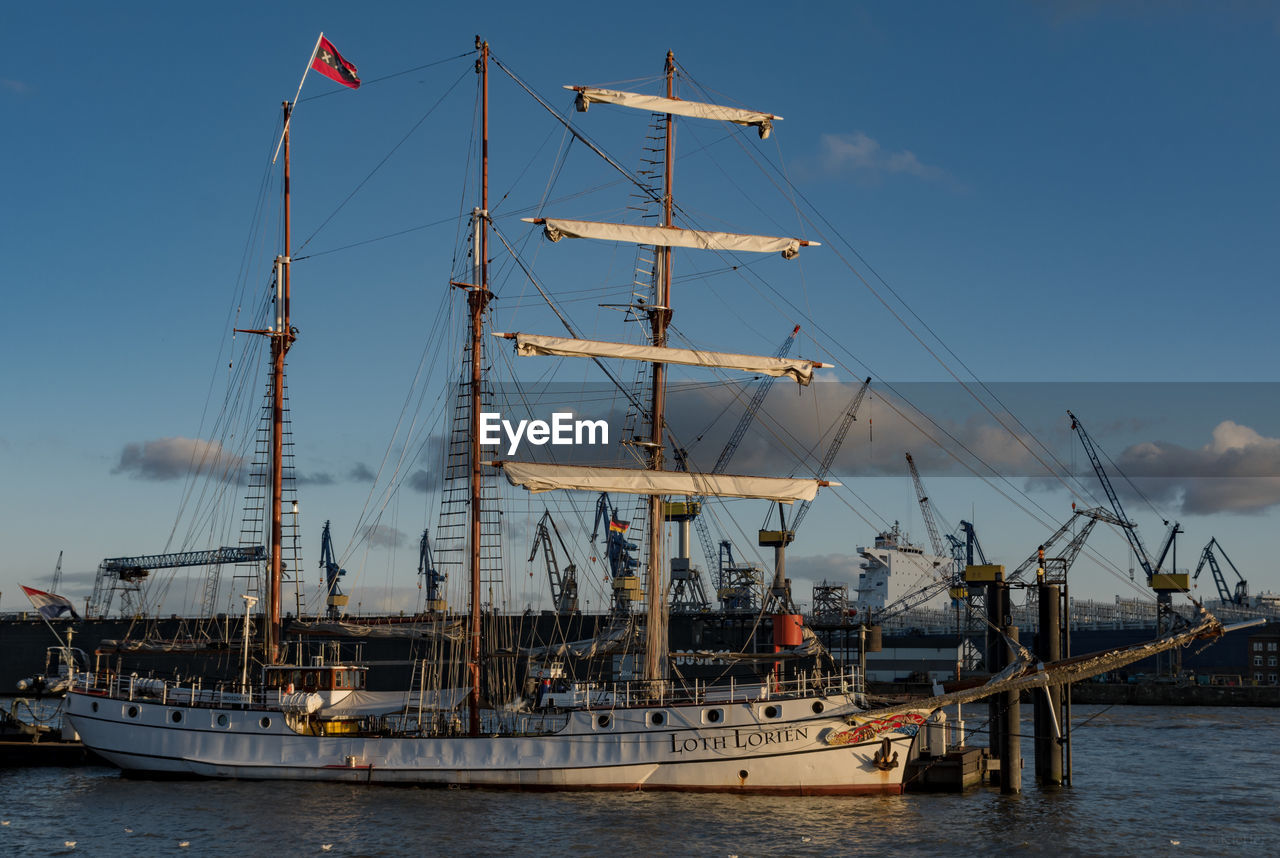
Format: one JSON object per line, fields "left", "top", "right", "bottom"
{"left": 66, "top": 686, "right": 917, "bottom": 794}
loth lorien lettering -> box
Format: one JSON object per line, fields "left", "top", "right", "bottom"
{"left": 668, "top": 725, "right": 810, "bottom": 755}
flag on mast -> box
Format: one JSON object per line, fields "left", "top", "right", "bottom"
{"left": 20, "top": 585, "right": 80, "bottom": 620}
{"left": 311, "top": 36, "right": 360, "bottom": 89}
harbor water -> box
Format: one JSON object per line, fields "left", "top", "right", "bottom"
{"left": 1, "top": 705, "right": 1274, "bottom": 857}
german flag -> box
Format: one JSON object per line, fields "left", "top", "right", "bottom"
{"left": 608, "top": 519, "right": 629, "bottom": 534}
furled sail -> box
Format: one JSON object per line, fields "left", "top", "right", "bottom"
{"left": 521, "top": 218, "right": 816, "bottom": 259}
{"left": 497, "top": 461, "right": 831, "bottom": 503}
{"left": 495, "top": 332, "right": 820, "bottom": 385}
{"left": 567, "top": 86, "right": 781, "bottom": 138}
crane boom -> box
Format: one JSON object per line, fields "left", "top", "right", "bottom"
{"left": 905, "top": 452, "right": 945, "bottom": 556}
{"left": 1008, "top": 506, "right": 1128, "bottom": 582}
{"left": 788, "top": 377, "right": 871, "bottom": 535}
{"left": 49, "top": 550, "right": 64, "bottom": 593}
{"left": 875, "top": 576, "right": 952, "bottom": 624}
{"left": 689, "top": 326, "right": 802, "bottom": 577}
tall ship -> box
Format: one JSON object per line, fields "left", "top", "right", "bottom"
{"left": 60, "top": 38, "right": 1242, "bottom": 791}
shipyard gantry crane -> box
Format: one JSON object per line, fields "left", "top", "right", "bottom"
{"left": 1193, "top": 537, "right": 1249, "bottom": 606}
{"left": 89, "top": 545, "right": 267, "bottom": 618}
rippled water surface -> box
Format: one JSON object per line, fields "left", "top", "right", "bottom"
{"left": 1, "top": 705, "right": 1275, "bottom": 856}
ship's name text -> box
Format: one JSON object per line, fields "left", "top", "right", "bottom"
{"left": 668, "top": 725, "right": 809, "bottom": 755}
{"left": 480, "top": 412, "right": 609, "bottom": 455}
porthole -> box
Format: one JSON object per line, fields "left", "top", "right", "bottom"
{"left": 216, "top": 714, "right": 229, "bottom": 727}
{"left": 91, "top": 701, "right": 99, "bottom": 713}
{"left": 597, "top": 714, "right": 611, "bottom": 728}
{"left": 649, "top": 711, "right": 665, "bottom": 726}
{"left": 763, "top": 705, "right": 780, "bottom": 719}
{"left": 126, "top": 705, "right": 139, "bottom": 718}
{"left": 812, "top": 701, "right": 825, "bottom": 714}
{"left": 705, "top": 708, "right": 723, "bottom": 724}
{"left": 260, "top": 716, "right": 272, "bottom": 729}
{"left": 170, "top": 710, "right": 183, "bottom": 724}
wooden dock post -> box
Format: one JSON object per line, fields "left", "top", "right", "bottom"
{"left": 1000, "top": 625, "right": 1021, "bottom": 794}
{"left": 1036, "top": 582, "right": 1064, "bottom": 786}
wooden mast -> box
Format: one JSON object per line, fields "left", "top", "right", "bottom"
{"left": 643, "top": 52, "right": 676, "bottom": 687}
{"left": 467, "top": 37, "right": 492, "bottom": 736}
{"left": 267, "top": 100, "right": 294, "bottom": 665}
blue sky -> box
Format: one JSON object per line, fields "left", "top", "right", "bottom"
{"left": 2, "top": 1, "right": 1278, "bottom": 617}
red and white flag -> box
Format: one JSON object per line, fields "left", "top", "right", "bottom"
{"left": 20, "top": 585, "right": 80, "bottom": 620}
{"left": 311, "top": 36, "right": 360, "bottom": 89}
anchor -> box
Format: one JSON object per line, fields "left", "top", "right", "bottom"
{"left": 873, "top": 737, "right": 900, "bottom": 772}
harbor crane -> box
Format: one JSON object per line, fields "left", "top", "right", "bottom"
{"left": 591, "top": 493, "right": 641, "bottom": 613}
{"left": 318, "top": 521, "right": 348, "bottom": 620}
{"left": 1193, "top": 537, "right": 1249, "bottom": 606}
{"left": 1067, "top": 411, "right": 1188, "bottom": 595}
{"left": 530, "top": 510, "right": 580, "bottom": 615}
{"left": 1068, "top": 410, "right": 1188, "bottom": 674}
{"left": 419, "top": 529, "right": 446, "bottom": 613}
{"left": 904, "top": 451, "right": 975, "bottom": 604}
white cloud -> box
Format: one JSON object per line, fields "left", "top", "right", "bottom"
{"left": 818, "top": 132, "right": 947, "bottom": 182}
{"left": 113, "top": 437, "right": 245, "bottom": 483}
{"left": 361, "top": 524, "right": 406, "bottom": 550}
{"left": 1114, "top": 420, "right": 1280, "bottom": 514}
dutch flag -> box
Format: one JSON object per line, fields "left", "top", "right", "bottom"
{"left": 20, "top": 585, "right": 80, "bottom": 621}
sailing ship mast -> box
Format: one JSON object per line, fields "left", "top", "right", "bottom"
{"left": 266, "top": 101, "right": 294, "bottom": 664}
{"left": 231, "top": 102, "right": 296, "bottom": 664}
{"left": 508, "top": 54, "right": 816, "bottom": 691}
{"left": 467, "top": 37, "right": 492, "bottom": 736}
{"left": 643, "top": 52, "right": 676, "bottom": 686}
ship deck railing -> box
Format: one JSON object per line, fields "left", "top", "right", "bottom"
{"left": 72, "top": 665, "right": 866, "bottom": 715}
{"left": 541, "top": 666, "right": 866, "bottom": 710}
{"left": 73, "top": 672, "right": 284, "bottom": 710}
